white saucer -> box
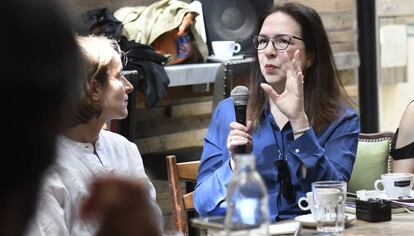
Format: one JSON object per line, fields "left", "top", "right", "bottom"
{"left": 380, "top": 190, "right": 414, "bottom": 201}
{"left": 294, "top": 213, "right": 356, "bottom": 228}
{"left": 207, "top": 55, "right": 244, "bottom": 62}
{"left": 358, "top": 190, "right": 414, "bottom": 201}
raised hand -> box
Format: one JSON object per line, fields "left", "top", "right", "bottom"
{"left": 260, "top": 49, "right": 308, "bottom": 128}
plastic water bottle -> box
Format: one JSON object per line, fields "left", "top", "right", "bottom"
{"left": 224, "top": 154, "right": 269, "bottom": 236}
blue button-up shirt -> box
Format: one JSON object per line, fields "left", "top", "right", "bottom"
{"left": 194, "top": 98, "right": 360, "bottom": 221}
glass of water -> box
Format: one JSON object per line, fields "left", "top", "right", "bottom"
{"left": 311, "top": 181, "right": 347, "bottom": 233}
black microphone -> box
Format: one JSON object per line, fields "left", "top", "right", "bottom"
{"left": 230, "top": 86, "right": 249, "bottom": 154}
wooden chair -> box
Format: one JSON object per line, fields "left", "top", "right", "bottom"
{"left": 348, "top": 131, "right": 394, "bottom": 193}
{"left": 166, "top": 155, "right": 200, "bottom": 235}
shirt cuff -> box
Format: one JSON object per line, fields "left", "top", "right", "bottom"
{"left": 288, "top": 128, "right": 324, "bottom": 177}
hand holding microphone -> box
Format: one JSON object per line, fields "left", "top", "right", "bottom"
{"left": 227, "top": 86, "right": 252, "bottom": 155}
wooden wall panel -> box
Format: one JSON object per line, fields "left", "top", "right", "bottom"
{"left": 71, "top": 0, "right": 158, "bottom": 12}
{"left": 322, "top": 13, "right": 354, "bottom": 31}
{"left": 328, "top": 30, "right": 356, "bottom": 44}
{"left": 135, "top": 128, "right": 207, "bottom": 154}
{"left": 135, "top": 115, "right": 210, "bottom": 139}
{"left": 278, "top": 0, "right": 353, "bottom": 13}
{"left": 331, "top": 43, "right": 355, "bottom": 53}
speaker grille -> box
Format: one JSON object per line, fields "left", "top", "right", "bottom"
{"left": 200, "top": 0, "right": 273, "bottom": 56}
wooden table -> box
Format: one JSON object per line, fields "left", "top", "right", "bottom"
{"left": 191, "top": 212, "right": 414, "bottom": 235}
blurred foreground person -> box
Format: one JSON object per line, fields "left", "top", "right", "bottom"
{"left": 1, "top": 0, "right": 161, "bottom": 235}
{"left": 81, "top": 177, "right": 162, "bottom": 236}
{"left": 0, "top": 0, "right": 83, "bottom": 235}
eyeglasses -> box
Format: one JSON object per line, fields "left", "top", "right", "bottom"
{"left": 275, "top": 160, "right": 296, "bottom": 202}
{"left": 110, "top": 40, "right": 129, "bottom": 67}
{"left": 253, "top": 34, "right": 304, "bottom": 51}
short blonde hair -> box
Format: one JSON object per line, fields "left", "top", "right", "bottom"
{"left": 69, "top": 35, "right": 122, "bottom": 126}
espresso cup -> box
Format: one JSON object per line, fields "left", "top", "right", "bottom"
{"left": 298, "top": 191, "right": 314, "bottom": 213}
{"left": 211, "top": 41, "right": 241, "bottom": 60}
{"left": 298, "top": 189, "right": 340, "bottom": 217}
{"left": 374, "top": 173, "right": 414, "bottom": 198}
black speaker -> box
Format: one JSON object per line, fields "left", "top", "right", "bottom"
{"left": 199, "top": 0, "right": 273, "bottom": 57}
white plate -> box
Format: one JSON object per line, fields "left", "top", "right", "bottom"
{"left": 269, "top": 222, "right": 300, "bottom": 235}
{"left": 294, "top": 213, "right": 356, "bottom": 228}
{"left": 191, "top": 217, "right": 300, "bottom": 236}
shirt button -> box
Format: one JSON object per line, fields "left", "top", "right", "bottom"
{"left": 295, "top": 148, "right": 300, "bottom": 153}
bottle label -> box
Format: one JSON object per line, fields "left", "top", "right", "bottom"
{"left": 236, "top": 198, "right": 259, "bottom": 225}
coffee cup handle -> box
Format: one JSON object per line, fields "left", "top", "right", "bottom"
{"left": 233, "top": 43, "right": 241, "bottom": 53}
{"left": 298, "top": 197, "right": 310, "bottom": 211}
{"left": 374, "top": 179, "right": 384, "bottom": 192}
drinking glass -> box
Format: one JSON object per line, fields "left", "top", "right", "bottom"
{"left": 312, "top": 181, "right": 347, "bottom": 233}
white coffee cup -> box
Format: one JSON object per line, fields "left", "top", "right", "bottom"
{"left": 298, "top": 189, "right": 340, "bottom": 218}
{"left": 211, "top": 41, "right": 241, "bottom": 60}
{"left": 374, "top": 173, "right": 414, "bottom": 198}
{"left": 298, "top": 191, "right": 314, "bottom": 213}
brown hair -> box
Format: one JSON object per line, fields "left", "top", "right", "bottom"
{"left": 247, "top": 2, "right": 354, "bottom": 132}
{"left": 69, "top": 35, "right": 122, "bottom": 126}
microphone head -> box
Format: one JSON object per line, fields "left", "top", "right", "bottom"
{"left": 230, "top": 86, "right": 249, "bottom": 106}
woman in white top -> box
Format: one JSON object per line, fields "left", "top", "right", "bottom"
{"left": 28, "top": 35, "right": 161, "bottom": 236}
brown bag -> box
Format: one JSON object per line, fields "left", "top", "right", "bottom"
{"left": 152, "top": 12, "right": 198, "bottom": 65}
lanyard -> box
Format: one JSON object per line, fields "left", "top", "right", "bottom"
{"left": 270, "top": 120, "right": 290, "bottom": 161}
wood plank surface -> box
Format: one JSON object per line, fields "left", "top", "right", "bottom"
{"left": 135, "top": 115, "right": 210, "bottom": 139}
{"left": 177, "top": 161, "right": 200, "bottom": 180}
{"left": 321, "top": 13, "right": 354, "bottom": 31}
{"left": 135, "top": 128, "right": 207, "bottom": 154}
{"left": 70, "top": 0, "right": 157, "bottom": 12}
{"left": 328, "top": 30, "right": 356, "bottom": 44}
{"left": 331, "top": 43, "right": 355, "bottom": 53}
{"left": 334, "top": 51, "right": 360, "bottom": 71}
{"left": 279, "top": 0, "right": 353, "bottom": 13}
{"left": 171, "top": 101, "right": 213, "bottom": 118}
{"left": 135, "top": 100, "right": 212, "bottom": 121}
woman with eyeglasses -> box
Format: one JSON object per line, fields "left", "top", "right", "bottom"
{"left": 194, "top": 3, "right": 360, "bottom": 221}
